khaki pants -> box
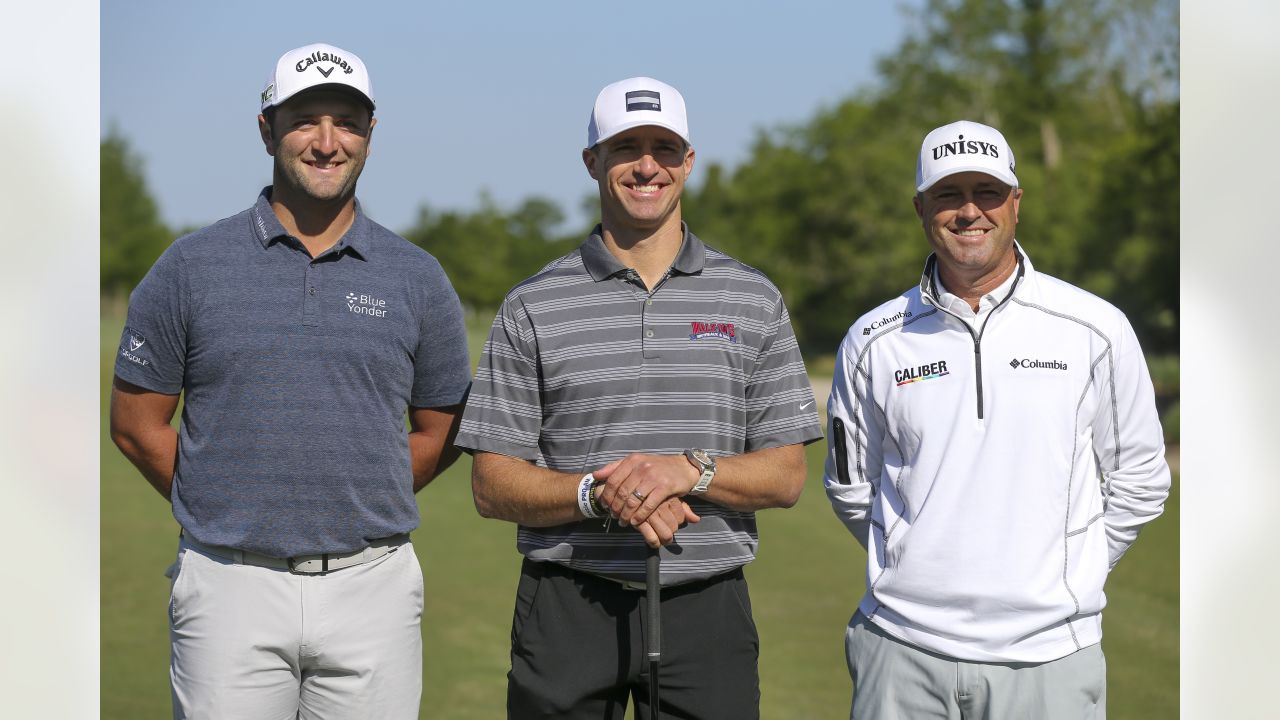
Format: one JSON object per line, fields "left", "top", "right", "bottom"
{"left": 167, "top": 537, "right": 424, "bottom": 719}
{"left": 845, "top": 613, "right": 1106, "bottom": 720}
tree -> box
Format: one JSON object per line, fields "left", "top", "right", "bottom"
{"left": 101, "top": 130, "right": 171, "bottom": 297}
{"left": 686, "top": 0, "right": 1178, "bottom": 355}
{"left": 402, "top": 194, "right": 578, "bottom": 310}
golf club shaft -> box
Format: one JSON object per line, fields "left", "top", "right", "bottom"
{"left": 646, "top": 546, "right": 661, "bottom": 720}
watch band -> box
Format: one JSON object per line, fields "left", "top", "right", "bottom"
{"left": 684, "top": 449, "right": 716, "bottom": 495}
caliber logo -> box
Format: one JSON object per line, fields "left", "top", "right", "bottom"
{"left": 261, "top": 84, "right": 275, "bottom": 105}
{"left": 689, "top": 321, "right": 737, "bottom": 343}
{"left": 894, "top": 360, "right": 949, "bottom": 386}
{"left": 120, "top": 328, "right": 150, "bottom": 367}
{"left": 1010, "top": 358, "right": 1069, "bottom": 371}
{"left": 346, "top": 292, "right": 389, "bottom": 318}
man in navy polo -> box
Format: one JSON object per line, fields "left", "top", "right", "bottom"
{"left": 109, "top": 43, "right": 470, "bottom": 718}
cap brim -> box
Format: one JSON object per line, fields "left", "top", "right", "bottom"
{"left": 267, "top": 83, "right": 376, "bottom": 112}
{"left": 591, "top": 118, "right": 690, "bottom": 148}
{"left": 917, "top": 165, "right": 1018, "bottom": 192}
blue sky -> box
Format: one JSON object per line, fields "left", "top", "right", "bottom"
{"left": 102, "top": 1, "right": 917, "bottom": 233}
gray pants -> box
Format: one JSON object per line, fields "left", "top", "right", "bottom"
{"left": 845, "top": 613, "right": 1106, "bottom": 720}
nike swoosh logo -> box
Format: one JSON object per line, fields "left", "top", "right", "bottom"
{"left": 800, "top": 402, "right": 813, "bottom": 410}
{"left": 317, "top": 66, "right": 335, "bottom": 78}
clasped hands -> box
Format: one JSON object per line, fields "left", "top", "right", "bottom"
{"left": 593, "top": 453, "right": 702, "bottom": 548}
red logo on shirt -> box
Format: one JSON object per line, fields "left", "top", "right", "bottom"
{"left": 689, "top": 321, "right": 737, "bottom": 343}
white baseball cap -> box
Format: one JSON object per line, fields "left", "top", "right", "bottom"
{"left": 260, "top": 43, "right": 375, "bottom": 112}
{"left": 587, "top": 77, "right": 690, "bottom": 149}
{"left": 916, "top": 120, "right": 1017, "bottom": 192}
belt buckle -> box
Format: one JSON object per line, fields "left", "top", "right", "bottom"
{"left": 287, "top": 553, "right": 330, "bottom": 574}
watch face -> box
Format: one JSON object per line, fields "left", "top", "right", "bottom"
{"left": 693, "top": 450, "right": 713, "bottom": 467}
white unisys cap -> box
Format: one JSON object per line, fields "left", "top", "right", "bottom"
{"left": 916, "top": 120, "right": 1017, "bottom": 191}
{"left": 587, "top": 76, "right": 690, "bottom": 149}
{"left": 260, "top": 43, "right": 375, "bottom": 112}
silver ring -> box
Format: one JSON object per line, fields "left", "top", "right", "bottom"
{"left": 631, "top": 490, "right": 647, "bottom": 501}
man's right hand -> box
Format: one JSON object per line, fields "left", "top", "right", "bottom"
{"left": 600, "top": 487, "right": 699, "bottom": 548}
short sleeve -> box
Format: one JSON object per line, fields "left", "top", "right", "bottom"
{"left": 454, "top": 294, "right": 544, "bottom": 460}
{"left": 743, "top": 292, "right": 823, "bottom": 451}
{"left": 410, "top": 262, "right": 472, "bottom": 408}
{"left": 114, "top": 243, "right": 187, "bottom": 394}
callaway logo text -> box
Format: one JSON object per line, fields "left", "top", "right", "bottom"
{"left": 346, "top": 292, "right": 388, "bottom": 318}
{"left": 895, "top": 360, "right": 949, "bottom": 386}
{"left": 296, "top": 51, "right": 355, "bottom": 76}
{"left": 1009, "top": 358, "right": 1068, "bottom": 371}
{"left": 689, "top": 321, "right": 737, "bottom": 342}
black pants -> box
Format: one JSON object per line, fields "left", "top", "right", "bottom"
{"left": 507, "top": 559, "right": 760, "bottom": 720}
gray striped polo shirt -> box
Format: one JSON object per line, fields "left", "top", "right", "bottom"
{"left": 456, "top": 226, "right": 823, "bottom": 585}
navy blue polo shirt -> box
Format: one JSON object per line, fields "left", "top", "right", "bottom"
{"left": 115, "top": 189, "right": 471, "bottom": 557}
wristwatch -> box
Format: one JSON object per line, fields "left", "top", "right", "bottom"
{"left": 683, "top": 449, "right": 716, "bottom": 495}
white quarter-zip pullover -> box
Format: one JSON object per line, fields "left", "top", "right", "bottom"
{"left": 824, "top": 246, "right": 1170, "bottom": 663}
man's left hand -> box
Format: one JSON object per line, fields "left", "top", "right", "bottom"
{"left": 594, "top": 454, "right": 700, "bottom": 529}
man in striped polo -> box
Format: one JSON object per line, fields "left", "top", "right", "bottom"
{"left": 456, "top": 77, "right": 823, "bottom": 719}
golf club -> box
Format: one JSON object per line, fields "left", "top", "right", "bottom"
{"left": 646, "top": 545, "right": 661, "bottom": 720}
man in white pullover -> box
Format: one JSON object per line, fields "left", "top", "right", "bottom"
{"left": 824, "top": 120, "right": 1170, "bottom": 719}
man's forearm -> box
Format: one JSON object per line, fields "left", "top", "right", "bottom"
{"left": 409, "top": 434, "right": 462, "bottom": 492}
{"left": 698, "top": 444, "right": 807, "bottom": 511}
{"left": 111, "top": 424, "right": 178, "bottom": 501}
{"left": 109, "top": 383, "right": 180, "bottom": 502}
{"left": 471, "top": 451, "right": 589, "bottom": 526}
{"left": 408, "top": 405, "right": 464, "bottom": 492}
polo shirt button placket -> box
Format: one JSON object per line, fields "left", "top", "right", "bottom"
{"left": 303, "top": 262, "right": 321, "bottom": 327}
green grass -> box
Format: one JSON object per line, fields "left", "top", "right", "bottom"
{"left": 102, "top": 311, "right": 1178, "bottom": 719}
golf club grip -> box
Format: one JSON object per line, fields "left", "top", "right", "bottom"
{"left": 646, "top": 548, "right": 660, "bottom": 660}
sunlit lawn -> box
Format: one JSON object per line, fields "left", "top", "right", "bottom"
{"left": 102, "top": 311, "right": 1177, "bottom": 719}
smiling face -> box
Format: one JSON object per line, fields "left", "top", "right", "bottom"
{"left": 914, "top": 171, "right": 1022, "bottom": 287}
{"left": 259, "top": 88, "right": 375, "bottom": 206}
{"left": 583, "top": 125, "right": 694, "bottom": 236}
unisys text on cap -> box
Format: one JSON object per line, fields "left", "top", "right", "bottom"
{"left": 915, "top": 120, "right": 1017, "bottom": 192}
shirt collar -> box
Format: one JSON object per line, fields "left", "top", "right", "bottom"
{"left": 249, "top": 187, "right": 373, "bottom": 261}
{"left": 921, "top": 242, "right": 1029, "bottom": 310}
{"left": 932, "top": 261, "right": 1019, "bottom": 319}
{"left": 579, "top": 223, "right": 706, "bottom": 282}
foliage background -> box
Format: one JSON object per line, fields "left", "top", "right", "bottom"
{"left": 103, "top": 0, "right": 1179, "bottom": 362}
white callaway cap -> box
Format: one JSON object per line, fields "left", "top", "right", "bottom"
{"left": 261, "top": 43, "right": 375, "bottom": 112}
{"left": 916, "top": 120, "right": 1017, "bottom": 192}
{"left": 587, "top": 77, "right": 690, "bottom": 149}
